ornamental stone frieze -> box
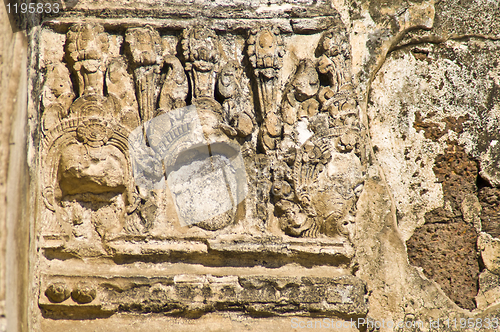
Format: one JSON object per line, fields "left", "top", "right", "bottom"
{"left": 7, "top": 0, "right": 498, "bottom": 331}
{"left": 37, "top": 8, "right": 369, "bottom": 321}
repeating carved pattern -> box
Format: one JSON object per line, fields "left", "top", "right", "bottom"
{"left": 39, "top": 20, "right": 366, "bottom": 252}
{"left": 39, "top": 274, "right": 367, "bottom": 318}
{"left": 247, "top": 25, "right": 285, "bottom": 152}
{"left": 36, "top": 16, "right": 371, "bottom": 320}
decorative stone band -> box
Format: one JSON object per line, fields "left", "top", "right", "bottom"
{"left": 105, "top": 235, "right": 354, "bottom": 264}
{"left": 43, "top": 2, "right": 343, "bottom": 33}
{"left": 39, "top": 274, "right": 367, "bottom": 319}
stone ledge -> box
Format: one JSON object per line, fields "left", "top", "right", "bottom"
{"left": 43, "top": 16, "right": 342, "bottom": 34}
{"left": 39, "top": 274, "right": 368, "bottom": 319}
{"left": 42, "top": 0, "right": 338, "bottom": 21}
{"left": 41, "top": 235, "right": 354, "bottom": 267}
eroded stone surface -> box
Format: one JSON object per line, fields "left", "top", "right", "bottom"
{"left": 33, "top": 4, "right": 373, "bottom": 327}
{"left": 369, "top": 34, "right": 500, "bottom": 312}
{"left": 479, "top": 187, "right": 500, "bottom": 238}
{"left": 407, "top": 221, "right": 479, "bottom": 310}
{"left": 478, "top": 233, "right": 500, "bottom": 276}
{"left": 405, "top": 140, "right": 481, "bottom": 310}
{"left": 476, "top": 270, "right": 500, "bottom": 310}
{"left": 39, "top": 274, "right": 367, "bottom": 319}
{"left": 3, "top": 0, "right": 500, "bottom": 330}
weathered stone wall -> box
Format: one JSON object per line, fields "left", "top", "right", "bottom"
{"left": 365, "top": 0, "right": 500, "bottom": 317}
{"left": 0, "top": 3, "right": 30, "bottom": 332}
{"left": 1, "top": 0, "right": 500, "bottom": 331}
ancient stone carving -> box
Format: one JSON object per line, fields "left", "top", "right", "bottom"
{"left": 252, "top": 154, "right": 273, "bottom": 221}
{"left": 45, "top": 283, "right": 71, "bottom": 303}
{"left": 125, "top": 26, "right": 164, "bottom": 122}
{"left": 274, "top": 134, "right": 363, "bottom": 239}
{"left": 105, "top": 57, "right": 140, "bottom": 129}
{"left": 317, "top": 27, "right": 352, "bottom": 92}
{"left": 41, "top": 21, "right": 365, "bottom": 245}
{"left": 36, "top": 14, "right": 371, "bottom": 325}
{"left": 271, "top": 29, "right": 364, "bottom": 240}
{"left": 41, "top": 62, "right": 75, "bottom": 132}
{"left": 42, "top": 116, "right": 140, "bottom": 252}
{"left": 179, "top": 25, "right": 229, "bottom": 144}
{"left": 129, "top": 105, "right": 248, "bottom": 230}
{"left": 71, "top": 283, "right": 97, "bottom": 304}
{"left": 158, "top": 55, "right": 189, "bottom": 114}
{"left": 317, "top": 27, "right": 357, "bottom": 118}
{"left": 217, "top": 61, "right": 254, "bottom": 137}
{"left": 39, "top": 274, "right": 368, "bottom": 319}
{"left": 181, "top": 26, "right": 220, "bottom": 100}
{"left": 247, "top": 25, "right": 285, "bottom": 152}
{"left": 66, "top": 23, "right": 109, "bottom": 97}
{"left": 281, "top": 59, "right": 320, "bottom": 148}
{"left": 29, "top": 1, "right": 500, "bottom": 328}
{"left": 41, "top": 23, "right": 141, "bottom": 253}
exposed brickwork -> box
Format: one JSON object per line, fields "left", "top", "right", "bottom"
{"left": 407, "top": 119, "right": 480, "bottom": 310}
{"left": 407, "top": 221, "right": 479, "bottom": 310}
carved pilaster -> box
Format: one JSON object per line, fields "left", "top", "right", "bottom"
{"left": 125, "top": 26, "right": 164, "bottom": 122}
{"left": 247, "top": 26, "right": 285, "bottom": 152}
{"left": 181, "top": 26, "right": 220, "bottom": 100}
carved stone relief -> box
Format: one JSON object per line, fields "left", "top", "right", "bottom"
{"left": 42, "top": 23, "right": 365, "bottom": 239}
{"left": 37, "top": 11, "right": 368, "bottom": 322}
{"left": 8, "top": 0, "right": 499, "bottom": 330}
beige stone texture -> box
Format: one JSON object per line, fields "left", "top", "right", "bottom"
{"left": 2, "top": 0, "right": 500, "bottom": 331}
{"left": 0, "top": 4, "right": 30, "bottom": 332}
{"left": 479, "top": 233, "right": 500, "bottom": 276}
